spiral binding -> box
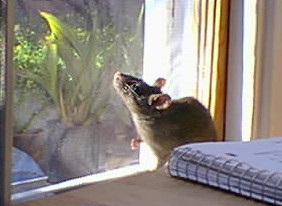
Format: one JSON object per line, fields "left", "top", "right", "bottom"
{"left": 261, "top": 171, "right": 279, "bottom": 203}
{"left": 274, "top": 177, "right": 282, "bottom": 205}
{"left": 221, "top": 159, "right": 239, "bottom": 191}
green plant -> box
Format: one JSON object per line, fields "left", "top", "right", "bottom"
{"left": 13, "top": 28, "right": 46, "bottom": 92}
{"left": 119, "top": 5, "right": 144, "bottom": 73}
{"left": 19, "top": 10, "right": 143, "bottom": 127}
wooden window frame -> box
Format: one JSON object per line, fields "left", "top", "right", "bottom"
{"left": 210, "top": 0, "right": 230, "bottom": 141}
{"left": 197, "top": 0, "right": 230, "bottom": 141}
{"left": 0, "top": 0, "right": 230, "bottom": 204}
{"left": 0, "top": 0, "right": 15, "bottom": 205}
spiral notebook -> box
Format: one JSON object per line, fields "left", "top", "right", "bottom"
{"left": 168, "top": 137, "right": 282, "bottom": 205}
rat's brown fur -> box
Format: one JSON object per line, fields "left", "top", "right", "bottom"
{"left": 113, "top": 72, "right": 218, "bottom": 168}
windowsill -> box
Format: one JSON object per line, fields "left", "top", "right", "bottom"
{"left": 12, "top": 167, "right": 266, "bottom": 206}
{"left": 12, "top": 164, "right": 150, "bottom": 203}
{"left": 12, "top": 142, "right": 158, "bottom": 203}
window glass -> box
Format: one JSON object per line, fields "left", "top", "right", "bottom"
{"left": 12, "top": 0, "right": 144, "bottom": 194}
{"left": 143, "top": 0, "right": 228, "bottom": 142}
{"left": 10, "top": 0, "right": 228, "bottom": 202}
{"left": 144, "top": 0, "right": 213, "bottom": 103}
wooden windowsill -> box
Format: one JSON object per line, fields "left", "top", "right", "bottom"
{"left": 13, "top": 168, "right": 268, "bottom": 206}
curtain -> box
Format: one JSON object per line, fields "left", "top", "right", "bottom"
{"left": 208, "top": 0, "right": 229, "bottom": 141}
{"left": 252, "top": 0, "right": 282, "bottom": 139}
{"left": 143, "top": 0, "right": 229, "bottom": 141}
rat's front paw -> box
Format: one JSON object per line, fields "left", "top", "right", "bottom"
{"left": 130, "top": 138, "right": 143, "bottom": 150}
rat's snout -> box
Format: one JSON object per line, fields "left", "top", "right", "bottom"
{"left": 114, "top": 71, "right": 122, "bottom": 80}
{"left": 113, "top": 71, "right": 122, "bottom": 83}
{"left": 113, "top": 71, "right": 124, "bottom": 90}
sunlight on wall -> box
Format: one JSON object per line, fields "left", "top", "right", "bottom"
{"left": 141, "top": 0, "right": 170, "bottom": 171}
{"left": 142, "top": 0, "right": 199, "bottom": 169}
{"left": 143, "top": 0, "right": 198, "bottom": 99}
{"left": 242, "top": 0, "right": 257, "bottom": 141}
{"left": 143, "top": 0, "right": 171, "bottom": 85}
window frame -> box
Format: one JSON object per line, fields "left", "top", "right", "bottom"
{"left": 2, "top": 0, "right": 231, "bottom": 204}
{"left": 0, "top": 0, "right": 15, "bottom": 205}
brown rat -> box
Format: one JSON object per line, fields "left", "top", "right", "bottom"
{"left": 113, "top": 72, "right": 218, "bottom": 169}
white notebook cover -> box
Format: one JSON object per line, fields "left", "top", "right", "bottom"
{"left": 168, "top": 137, "right": 282, "bottom": 205}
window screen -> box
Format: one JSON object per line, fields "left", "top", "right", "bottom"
{"left": 12, "top": 0, "right": 144, "bottom": 196}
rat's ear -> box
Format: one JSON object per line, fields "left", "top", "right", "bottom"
{"left": 153, "top": 78, "right": 166, "bottom": 89}
{"left": 148, "top": 94, "right": 171, "bottom": 110}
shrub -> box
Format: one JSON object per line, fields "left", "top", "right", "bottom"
{"left": 19, "top": 9, "right": 143, "bottom": 127}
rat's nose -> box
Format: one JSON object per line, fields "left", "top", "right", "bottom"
{"left": 114, "top": 71, "right": 122, "bottom": 80}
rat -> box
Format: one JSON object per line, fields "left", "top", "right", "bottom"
{"left": 113, "top": 71, "right": 218, "bottom": 169}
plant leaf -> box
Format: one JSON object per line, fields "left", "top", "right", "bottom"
{"left": 40, "top": 11, "right": 83, "bottom": 56}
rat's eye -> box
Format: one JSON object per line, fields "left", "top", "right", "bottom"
{"left": 131, "top": 83, "right": 143, "bottom": 95}
{"left": 131, "top": 83, "right": 139, "bottom": 92}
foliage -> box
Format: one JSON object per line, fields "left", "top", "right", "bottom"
{"left": 13, "top": 27, "right": 47, "bottom": 93}
{"left": 119, "top": 5, "right": 144, "bottom": 74}
{"left": 17, "top": 9, "right": 143, "bottom": 127}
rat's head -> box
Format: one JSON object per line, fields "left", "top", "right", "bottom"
{"left": 113, "top": 72, "right": 171, "bottom": 115}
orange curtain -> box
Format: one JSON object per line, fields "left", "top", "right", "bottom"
{"left": 196, "top": 0, "right": 230, "bottom": 141}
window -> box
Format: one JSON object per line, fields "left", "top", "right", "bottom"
{"left": 12, "top": 0, "right": 144, "bottom": 201}
{"left": 1, "top": 0, "right": 229, "bottom": 204}
{"left": 144, "top": 0, "right": 229, "bottom": 140}
{"left": 225, "top": 0, "right": 257, "bottom": 142}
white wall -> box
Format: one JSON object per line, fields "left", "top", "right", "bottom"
{"left": 253, "top": 0, "right": 282, "bottom": 138}
{"left": 225, "top": 0, "right": 244, "bottom": 141}
{"left": 226, "top": 0, "right": 282, "bottom": 141}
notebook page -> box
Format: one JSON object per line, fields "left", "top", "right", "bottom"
{"left": 176, "top": 137, "right": 282, "bottom": 173}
